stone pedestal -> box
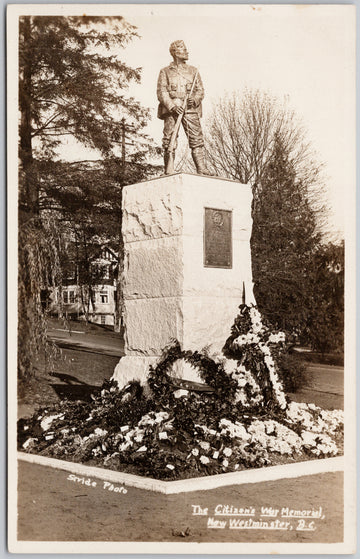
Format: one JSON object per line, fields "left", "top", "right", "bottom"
{"left": 112, "top": 173, "right": 255, "bottom": 388}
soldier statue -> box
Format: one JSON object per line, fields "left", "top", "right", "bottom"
{"left": 157, "top": 40, "right": 209, "bottom": 175}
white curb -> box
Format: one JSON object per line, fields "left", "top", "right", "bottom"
{"left": 18, "top": 452, "right": 344, "bottom": 494}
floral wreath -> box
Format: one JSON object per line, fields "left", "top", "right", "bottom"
{"left": 147, "top": 340, "right": 239, "bottom": 405}
{"left": 223, "top": 304, "right": 288, "bottom": 410}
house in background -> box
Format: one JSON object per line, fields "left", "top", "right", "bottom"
{"left": 49, "top": 246, "right": 118, "bottom": 326}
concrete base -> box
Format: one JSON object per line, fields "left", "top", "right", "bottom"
{"left": 112, "top": 173, "right": 255, "bottom": 389}
{"left": 113, "top": 354, "right": 206, "bottom": 389}
{"left": 18, "top": 452, "right": 344, "bottom": 495}
{"left": 113, "top": 356, "right": 159, "bottom": 388}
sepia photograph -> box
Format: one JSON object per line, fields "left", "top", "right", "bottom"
{"left": 7, "top": 3, "right": 356, "bottom": 554}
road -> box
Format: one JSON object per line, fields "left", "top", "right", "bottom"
{"left": 48, "top": 327, "right": 344, "bottom": 407}
{"left": 305, "top": 364, "right": 343, "bottom": 395}
{"left": 48, "top": 326, "right": 124, "bottom": 357}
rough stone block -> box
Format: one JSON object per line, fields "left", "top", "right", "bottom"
{"left": 182, "top": 296, "right": 243, "bottom": 355}
{"left": 124, "top": 236, "right": 183, "bottom": 299}
{"left": 112, "top": 173, "right": 255, "bottom": 388}
{"left": 124, "top": 297, "right": 183, "bottom": 355}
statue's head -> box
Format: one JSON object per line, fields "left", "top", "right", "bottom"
{"left": 169, "top": 40, "right": 188, "bottom": 61}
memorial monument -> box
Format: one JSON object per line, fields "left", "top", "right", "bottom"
{"left": 113, "top": 42, "right": 255, "bottom": 389}
{"left": 156, "top": 40, "right": 209, "bottom": 175}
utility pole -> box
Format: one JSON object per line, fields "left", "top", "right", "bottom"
{"left": 121, "top": 118, "right": 126, "bottom": 180}
{"left": 115, "top": 117, "right": 126, "bottom": 333}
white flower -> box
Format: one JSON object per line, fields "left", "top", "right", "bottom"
{"left": 173, "top": 389, "right": 189, "bottom": 399}
{"left": 191, "top": 448, "right": 199, "bottom": 456}
{"left": 23, "top": 438, "right": 37, "bottom": 449}
{"left": 137, "top": 445, "right": 147, "bottom": 452}
{"left": 234, "top": 389, "right": 248, "bottom": 405}
{"left": 237, "top": 378, "right": 248, "bottom": 389}
{"left": 260, "top": 346, "right": 287, "bottom": 410}
{"left": 200, "top": 455, "right": 210, "bottom": 464}
{"left": 268, "top": 332, "right": 286, "bottom": 344}
{"left": 213, "top": 451, "right": 219, "bottom": 459}
{"left": 234, "top": 334, "right": 247, "bottom": 347}
{"left": 94, "top": 428, "right": 108, "bottom": 437}
{"left": 134, "top": 434, "right": 144, "bottom": 443}
{"left": 166, "top": 464, "right": 175, "bottom": 470}
{"left": 219, "top": 419, "right": 251, "bottom": 441}
{"left": 120, "top": 425, "right": 130, "bottom": 432}
{"left": 199, "top": 441, "right": 210, "bottom": 451}
{"left": 40, "top": 413, "right": 64, "bottom": 432}
{"left": 159, "top": 431, "right": 168, "bottom": 440}
{"left": 119, "top": 441, "right": 132, "bottom": 452}
{"left": 222, "top": 459, "right": 229, "bottom": 468}
{"left": 223, "top": 447, "right": 232, "bottom": 457}
{"left": 301, "top": 431, "right": 318, "bottom": 445}
{"left": 248, "top": 307, "right": 266, "bottom": 335}
{"left": 154, "top": 412, "right": 169, "bottom": 424}
{"left": 124, "top": 431, "right": 135, "bottom": 443}
{"left": 247, "top": 419, "right": 303, "bottom": 454}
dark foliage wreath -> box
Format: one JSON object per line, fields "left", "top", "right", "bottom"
{"left": 147, "top": 340, "right": 239, "bottom": 406}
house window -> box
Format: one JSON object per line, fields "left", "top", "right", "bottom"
{"left": 69, "top": 291, "right": 75, "bottom": 304}
{"left": 63, "top": 291, "right": 68, "bottom": 304}
{"left": 99, "top": 290, "right": 108, "bottom": 304}
{"left": 101, "top": 315, "right": 106, "bottom": 325}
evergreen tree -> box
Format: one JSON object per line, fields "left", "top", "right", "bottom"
{"left": 18, "top": 15, "right": 159, "bottom": 378}
{"left": 251, "top": 134, "right": 321, "bottom": 334}
{"left": 205, "top": 90, "right": 335, "bottom": 343}
{"left": 19, "top": 15, "right": 153, "bottom": 216}
{"left": 306, "top": 241, "right": 344, "bottom": 354}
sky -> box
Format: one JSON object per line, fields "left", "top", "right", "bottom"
{"left": 109, "top": 4, "right": 354, "bottom": 238}
{"left": 16, "top": 3, "right": 355, "bottom": 237}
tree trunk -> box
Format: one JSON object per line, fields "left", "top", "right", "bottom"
{"left": 19, "top": 17, "right": 38, "bottom": 216}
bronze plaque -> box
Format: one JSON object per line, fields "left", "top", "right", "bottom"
{"left": 204, "top": 207, "right": 232, "bottom": 268}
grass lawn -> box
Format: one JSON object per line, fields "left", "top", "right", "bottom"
{"left": 18, "top": 348, "right": 119, "bottom": 419}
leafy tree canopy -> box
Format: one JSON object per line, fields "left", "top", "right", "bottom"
{"left": 19, "top": 15, "right": 158, "bottom": 214}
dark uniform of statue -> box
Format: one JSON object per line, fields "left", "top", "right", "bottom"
{"left": 157, "top": 40, "right": 209, "bottom": 175}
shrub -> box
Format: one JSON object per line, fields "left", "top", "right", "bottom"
{"left": 278, "top": 353, "right": 308, "bottom": 393}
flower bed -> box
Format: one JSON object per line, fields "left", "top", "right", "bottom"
{"left": 18, "top": 305, "right": 344, "bottom": 480}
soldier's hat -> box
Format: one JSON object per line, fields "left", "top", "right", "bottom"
{"left": 169, "top": 40, "right": 187, "bottom": 56}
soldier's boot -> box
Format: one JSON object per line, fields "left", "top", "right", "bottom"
{"left": 164, "top": 150, "right": 175, "bottom": 175}
{"left": 191, "top": 147, "right": 210, "bottom": 175}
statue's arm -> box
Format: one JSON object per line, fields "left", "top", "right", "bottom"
{"left": 157, "top": 69, "right": 175, "bottom": 113}
{"left": 191, "top": 71, "right": 205, "bottom": 107}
